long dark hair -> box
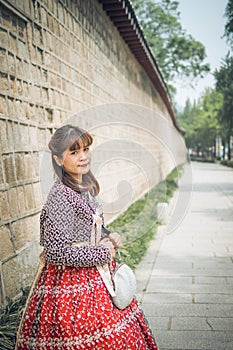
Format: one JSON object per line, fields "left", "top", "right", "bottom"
{"left": 48, "top": 124, "right": 100, "bottom": 196}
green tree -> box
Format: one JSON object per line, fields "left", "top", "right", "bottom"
{"left": 224, "top": 0, "right": 233, "bottom": 47}
{"left": 131, "top": 0, "right": 210, "bottom": 90}
{"left": 177, "top": 98, "right": 199, "bottom": 150}
{"left": 177, "top": 89, "right": 223, "bottom": 157}
{"left": 195, "top": 89, "right": 223, "bottom": 156}
{"left": 214, "top": 54, "right": 233, "bottom": 159}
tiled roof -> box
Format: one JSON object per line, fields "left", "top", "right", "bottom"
{"left": 98, "top": 0, "right": 183, "bottom": 133}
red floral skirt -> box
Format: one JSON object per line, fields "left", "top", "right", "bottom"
{"left": 15, "top": 262, "right": 158, "bottom": 349}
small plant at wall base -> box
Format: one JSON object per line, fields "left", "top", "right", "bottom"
{"left": 0, "top": 165, "right": 183, "bottom": 350}
{"left": 0, "top": 288, "right": 29, "bottom": 350}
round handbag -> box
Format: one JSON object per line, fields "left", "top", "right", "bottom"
{"left": 112, "top": 263, "right": 137, "bottom": 310}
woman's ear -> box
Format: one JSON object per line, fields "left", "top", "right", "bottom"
{"left": 53, "top": 155, "right": 63, "bottom": 167}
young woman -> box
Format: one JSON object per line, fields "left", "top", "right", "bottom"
{"left": 15, "top": 124, "right": 159, "bottom": 349}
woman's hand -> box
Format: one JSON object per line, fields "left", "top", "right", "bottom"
{"left": 108, "top": 232, "right": 122, "bottom": 248}
{"left": 100, "top": 237, "right": 116, "bottom": 258}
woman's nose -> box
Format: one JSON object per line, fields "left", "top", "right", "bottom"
{"left": 79, "top": 151, "right": 87, "bottom": 160}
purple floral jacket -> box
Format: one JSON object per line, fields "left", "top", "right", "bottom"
{"left": 40, "top": 180, "right": 111, "bottom": 267}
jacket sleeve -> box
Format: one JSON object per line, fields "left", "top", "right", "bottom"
{"left": 40, "top": 191, "right": 111, "bottom": 268}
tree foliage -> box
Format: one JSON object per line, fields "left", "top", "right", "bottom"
{"left": 177, "top": 89, "right": 223, "bottom": 156}
{"left": 224, "top": 0, "right": 233, "bottom": 47}
{"left": 131, "top": 0, "right": 210, "bottom": 89}
{"left": 177, "top": 98, "right": 198, "bottom": 149}
{"left": 214, "top": 53, "right": 233, "bottom": 159}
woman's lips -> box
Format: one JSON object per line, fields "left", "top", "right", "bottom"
{"left": 78, "top": 163, "right": 89, "bottom": 167}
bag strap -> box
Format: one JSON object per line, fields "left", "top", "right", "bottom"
{"left": 91, "top": 210, "right": 116, "bottom": 297}
{"left": 91, "top": 213, "right": 102, "bottom": 245}
{"left": 97, "top": 264, "right": 116, "bottom": 297}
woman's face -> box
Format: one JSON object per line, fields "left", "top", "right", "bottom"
{"left": 58, "top": 145, "right": 92, "bottom": 182}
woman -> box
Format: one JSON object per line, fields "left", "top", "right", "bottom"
{"left": 15, "top": 124, "right": 159, "bottom": 349}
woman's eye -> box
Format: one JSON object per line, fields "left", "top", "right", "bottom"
{"left": 70, "top": 147, "right": 89, "bottom": 155}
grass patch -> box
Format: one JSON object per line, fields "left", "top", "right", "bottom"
{"left": 107, "top": 164, "right": 183, "bottom": 269}
{"left": 0, "top": 164, "right": 183, "bottom": 349}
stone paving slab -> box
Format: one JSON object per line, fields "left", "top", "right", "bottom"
{"left": 194, "top": 293, "right": 233, "bottom": 304}
{"left": 153, "top": 268, "right": 233, "bottom": 276}
{"left": 170, "top": 317, "right": 213, "bottom": 331}
{"left": 155, "top": 330, "right": 233, "bottom": 350}
{"left": 135, "top": 162, "right": 233, "bottom": 350}
{"left": 143, "top": 293, "right": 192, "bottom": 304}
{"left": 142, "top": 303, "right": 233, "bottom": 318}
{"left": 143, "top": 292, "right": 233, "bottom": 305}
{"left": 146, "top": 278, "right": 233, "bottom": 293}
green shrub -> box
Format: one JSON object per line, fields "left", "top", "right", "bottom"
{"left": 190, "top": 156, "right": 215, "bottom": 163}
{"left": 220, "top": 160, "right": 233, "bottom": 168}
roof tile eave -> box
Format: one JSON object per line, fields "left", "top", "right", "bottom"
{"left": 98, "top": 0, "right": 182, "bottom": 134}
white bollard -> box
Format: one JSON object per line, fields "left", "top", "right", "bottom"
{"left": 157, "top": 202, "right": 168, "bottom": 225}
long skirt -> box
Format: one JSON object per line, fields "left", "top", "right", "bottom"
{"left": 15, "top": 262, "right": 159, "bottom": 349}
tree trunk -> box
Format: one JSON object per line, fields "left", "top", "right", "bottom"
{"left": 227, "top": 137, "right": 231, "bottom": 160}
{"left": 222, "top": 139, "right": 225, "bottom": 159}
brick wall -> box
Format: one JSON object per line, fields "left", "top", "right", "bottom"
{"left": 0, "top": 0, "right": 186, "bottom": 304}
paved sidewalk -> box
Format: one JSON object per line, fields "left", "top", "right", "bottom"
{"left": 135, "top": 161, "right": 233, "bottom": 350}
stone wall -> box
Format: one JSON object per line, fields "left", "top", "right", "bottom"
{"left": 0, "top": 0, "right": 186, "bottom": 305}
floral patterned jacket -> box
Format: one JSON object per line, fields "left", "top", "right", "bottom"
{"left": 40, "top": 180, "right": 111, "bottom": 267}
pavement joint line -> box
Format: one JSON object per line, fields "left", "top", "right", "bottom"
{"left": 167, "top": 317, "right": 172, "bottom": 330}
{"left": 205, "top": 318, "right": 214, "bottom": 331}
